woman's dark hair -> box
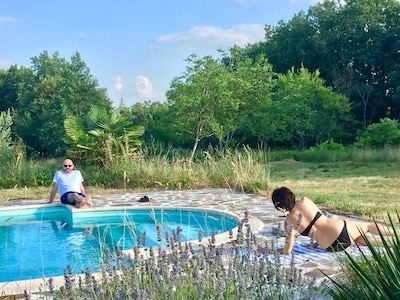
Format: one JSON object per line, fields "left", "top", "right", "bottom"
{"left": 271, "top": 187, "right": 296, "bottom": 212}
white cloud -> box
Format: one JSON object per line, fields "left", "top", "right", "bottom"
{"left": 135, "top": 75, "right": 155, "bottom": 97}
{"left": 115, "top": 76, "right": 123, "bottom": 92}
{"left": 155, "top": 24, "right": 265, "bottom": 51}
{"left": 0, "top": 16, "right": 16, "bottom": 24}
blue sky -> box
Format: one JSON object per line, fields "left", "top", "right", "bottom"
{"left": 1, "top": 0, "right": 321, "bottom": 107}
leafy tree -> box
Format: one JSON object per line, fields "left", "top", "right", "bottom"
{"left": 242, "top": 0, "right": 400, "bottom": 131}
{"left": 167, "top": 54, "right": 239, "bottom": 162}
{"left": 325, "top": 0, "right": 400, "bottom": 127}
{"left": 118, "top": 100, "right": 172, "bottom": 146}
{"left": 270, "top": 67, "right": 352, "bottom": 148}
{"left": 0, "top": 66, "right": 37, "bottom": 112}
{"left": 223, "top": 47, "right": 276, "bottom": 148}
{"left": 167, "top": 50, "right": 277, "bottom": 159}
{"left": 64, "top": 106, "right": 145, "bottom": 165}
{"left": 11, "top": 51, "right": 112, "bottom": 157}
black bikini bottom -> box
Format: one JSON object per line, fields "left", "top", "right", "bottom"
{"left": 326, "top": 220, "right": 352, "bottom": 252}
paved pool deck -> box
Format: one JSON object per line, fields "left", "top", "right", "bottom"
{"left": 0, "top": 188, "right": 369, "bottom": 298}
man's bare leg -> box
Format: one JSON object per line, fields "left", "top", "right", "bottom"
{"left": 77, "top": 196, "right": 93, "bottom": 208}
{"left": 67, "top": 193, "right": 93, "bottom": 208}
{"left": 83, "top": 195, "right": 93, "bottom": 207}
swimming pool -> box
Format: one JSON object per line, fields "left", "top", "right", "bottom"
{"left": 0, "top": 205, "right": 239, "bottom": 282}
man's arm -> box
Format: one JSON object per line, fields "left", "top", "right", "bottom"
{"left": 49, "top": 182, "right": 58, "bottom": 203}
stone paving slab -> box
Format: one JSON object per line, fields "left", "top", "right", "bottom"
{"left": 0, "top": 188, "right": 368, "bottom": 297}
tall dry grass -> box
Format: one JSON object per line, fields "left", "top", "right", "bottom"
{"left": 1, "top": 146, "right": 400, "bottom": 220}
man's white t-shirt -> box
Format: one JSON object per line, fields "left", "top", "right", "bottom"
{"left": 53, "top": 170, "right": 84, "bottom": 197}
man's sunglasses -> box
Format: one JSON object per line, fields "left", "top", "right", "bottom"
{"left": 63, "top": 164, "right": 73, "bottom": 167}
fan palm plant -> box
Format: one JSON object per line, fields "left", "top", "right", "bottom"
{"left": 64, "top": 106, "right": 145, "bottom": 165}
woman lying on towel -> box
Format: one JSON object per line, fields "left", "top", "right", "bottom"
{"left": 271, "top": 187, "right": 395, "bottom": 255}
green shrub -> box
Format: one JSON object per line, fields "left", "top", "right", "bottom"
{"left": 354, "top": 118, "right": 400, "bottom": 148}
{"left": 0, "top": 176, "right": 19, "bottom": 188}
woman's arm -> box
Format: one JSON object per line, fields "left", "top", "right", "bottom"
{"left": 277, "top": 221, "right": 295, "bottom": 255}
{"left": 284, "top": 224, "right": 295, "bottom": 254}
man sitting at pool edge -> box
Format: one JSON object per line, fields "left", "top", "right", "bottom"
{"left": 48, "top": 159, "right": 93, "bottom": 208}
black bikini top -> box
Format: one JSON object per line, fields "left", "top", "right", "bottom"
{"left": 300, "top": 211, "right": 322, "bottom": 236}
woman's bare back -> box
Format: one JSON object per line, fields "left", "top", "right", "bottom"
{"left": 287, "top": 197, "right": 351, "bottom": 249}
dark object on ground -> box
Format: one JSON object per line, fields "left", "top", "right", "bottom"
{"left": 138, "top": 195, "right": 152, "bottom": 202}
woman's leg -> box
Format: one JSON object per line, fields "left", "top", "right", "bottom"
{"left": 349, "top": 221, "right": 395, "bottom": 246}
{"left": 366, "top": 223, "right": 395, "bottom": 236}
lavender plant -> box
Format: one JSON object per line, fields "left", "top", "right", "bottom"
{"left": 34, "top": 213, "right": 322, "bottom": 300}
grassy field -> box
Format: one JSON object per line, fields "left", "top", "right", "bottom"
{"left": 1, "top": 158, "right": 399, "bottom": 221}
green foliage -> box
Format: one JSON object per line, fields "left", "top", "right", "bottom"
{"left": 269, "top": 67, "right": 352, "bottom": 148}
{"left": 354, "top": 118, "right": 400, "bottom": 148}
{"left": 165, "top": 50, "right": 350, "bottom": 152}
{"left": 0, "top": 66, "right": 36, "bottom": 112}
{"left": 299, "top": 139, "right": 348, "bottom": 162}
{"left": 326, "top": 212, "right": 400, "bottom": 299}
{"left": 0, "top": 159, "right": 55, "bottom": 188}
{"left": 0, "top": 109, "right": 14, "bottom": 163}
{"left": 167, "top": 54, "right": 240, "bottom": 162}
{"left": 64, "top": 106, "right": 145, "bottom": 166}
{"left": 245, "top": 0, "right": 400, "bottom": 127}
{"left": 8, "top": 51, "right": 112, "bottom": 157}
{"left": 310, "top": 139, "right": 345, "bottom": 152}
{"left": 118, "top": 101, "right": 173, "bottom": 145}
{"left": 166, "top": 51, "right": 276, "bottom": 161}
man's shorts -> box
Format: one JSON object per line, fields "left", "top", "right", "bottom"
{"left": 60, "top": 192, "right": 86, "bottom": 204}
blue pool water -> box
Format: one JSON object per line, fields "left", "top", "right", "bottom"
{"left": 0, "top": 206, "right": 239, "bottom": 282}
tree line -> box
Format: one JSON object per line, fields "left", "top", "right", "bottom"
{"left": 1, "top": 0, "right": 400, "bottom": 163}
